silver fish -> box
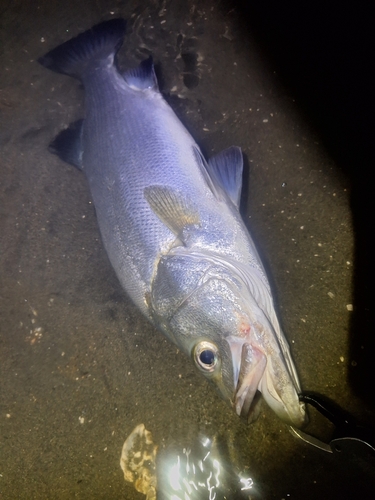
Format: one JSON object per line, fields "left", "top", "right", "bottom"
{"left": 39, "top": 19, "right": 306, "bottom": 427}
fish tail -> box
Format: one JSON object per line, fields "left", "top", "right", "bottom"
{"left": 38, "top": 18, "right": 126, "bottom": 79}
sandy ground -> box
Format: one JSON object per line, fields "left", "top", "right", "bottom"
{"left": 1, "top": 1, "right": 374, "bottom": 498}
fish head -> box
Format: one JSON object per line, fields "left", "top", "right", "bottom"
{"left": 150, "top": 251, "right": 307, "bottom": 428}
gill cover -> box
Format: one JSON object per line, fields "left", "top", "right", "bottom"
{"left": 149, "top": 250, "right": 249, "bottom": 403}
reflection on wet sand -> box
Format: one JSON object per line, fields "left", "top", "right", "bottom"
{"left": 121, "top": 425, "right": 255, "bottom": 499}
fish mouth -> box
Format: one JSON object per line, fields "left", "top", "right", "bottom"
{"left": 257, "top": 361, "right": 307, "bottom": 428}
{"left": 233, "top": 342, "right": 267, "bottom": 419}
{"left": 228, "top": 339, "right": 307, "bottom": 428}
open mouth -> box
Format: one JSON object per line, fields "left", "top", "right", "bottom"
{"left": 234, "top": 342, "right": 267, "bottom": 418}
{"left": 228, "top": 338, "right": 307, "bottom": 427}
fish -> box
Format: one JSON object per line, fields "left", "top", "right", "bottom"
{"left": 39, "top": 19, "right": 306, "bottom": 428}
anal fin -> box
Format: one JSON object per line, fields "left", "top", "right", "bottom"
{"left": 49, "top": 119, "right": 84, "bottom": 170}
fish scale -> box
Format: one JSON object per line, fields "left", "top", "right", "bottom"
{"left": 83, "top": 67, "right": 220, "bottom": 304}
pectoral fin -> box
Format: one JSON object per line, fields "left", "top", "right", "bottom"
{"left": 144, "top": 185, "right": 200, "bottom": 238}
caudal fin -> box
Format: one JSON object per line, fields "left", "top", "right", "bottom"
{"left": 38, "top": 18, "right": 126, "bottom": 79}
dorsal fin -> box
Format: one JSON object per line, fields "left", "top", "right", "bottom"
{"left": 123, "top": 56, "right": 158, "bottom": 90}
{"left": 207, "top": 146, "right": 243, "bottom": 208}
{"left": 192, "top": 146, "right": 224, "bottom": 202}
{"left": 193, "top": 146, "right": 243, "bottom": 208}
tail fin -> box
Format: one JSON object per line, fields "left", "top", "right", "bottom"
{"left": 38, "top": 18, "right": 126, "bottom": 79}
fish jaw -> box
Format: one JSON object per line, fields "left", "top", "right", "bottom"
{"left": 227, "top": 318, "right": 307, "bottom": 428}
{"left": 232, "top": 341, "right": 267, "bottom": 418}
{"left": 258, "top": 353, "right": 307, "bottom": 428}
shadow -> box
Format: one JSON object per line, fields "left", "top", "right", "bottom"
{"left": 226, "top": 0, "right": 375, "bottom": 408}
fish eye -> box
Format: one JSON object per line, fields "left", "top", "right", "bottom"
{"left": 194, "top": 341, "right": 219, "bottom": 372}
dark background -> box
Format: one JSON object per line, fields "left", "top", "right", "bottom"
{"left": 241, "top": 1, "right": 375, "bottom": 406}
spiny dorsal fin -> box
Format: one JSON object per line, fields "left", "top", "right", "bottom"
{"left": 207, "top": 146, "right": 243, "bottom": 208}
{"left": 192, "top": 146, "right": 243, "bottom": 208}
{"left": 192, "top": 146, "right": 224, "bottom": 202}
{"left": 144, "top": 185, "right": 200, "bottom": 238}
